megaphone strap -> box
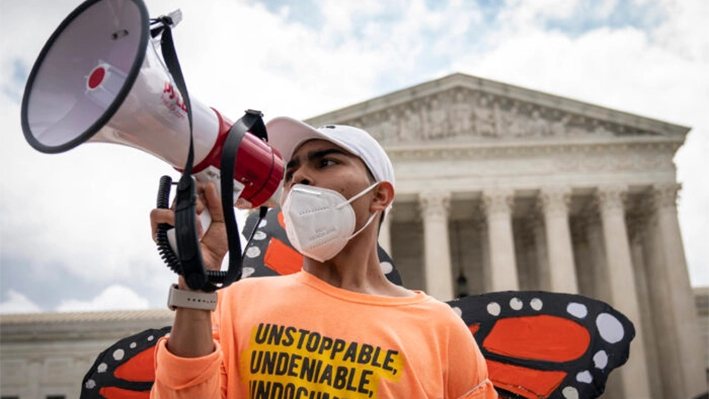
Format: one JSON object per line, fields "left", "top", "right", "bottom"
{"left": 153, "top": 17, "right": 270, "bottom": 291}
{"left": 218, "top": 111, "right": 269, "bottom": 288}
{"left": 154, "top": 18, "right": 210, "bottom": 290}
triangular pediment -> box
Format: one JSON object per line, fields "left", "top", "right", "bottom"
{"left": 304, "top": 73, "right": 689, "bottom": 145}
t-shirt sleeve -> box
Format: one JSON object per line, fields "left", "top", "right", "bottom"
{"left": 457, "top": 378, "right": 498, "bottom": 399}
{"left": 151, "top": 337, "right": 224, "bottom": 399}
{"left": 445, "top": 312, "right": 499, "bottom": 399}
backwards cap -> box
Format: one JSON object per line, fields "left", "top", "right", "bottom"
{"left": 266, "top": 116, "right": 395, "bottom": 189}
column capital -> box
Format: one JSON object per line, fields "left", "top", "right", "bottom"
{"left": 482, "top": 188, "right": 515, "bottom": 216}
{"left": 527, "top": 212, "right": 545, "bottom": 230}
{"left": 595, "top": 184, "right": 628, "bottom": 213}
{"left": 418, "top": 190, "right": 451, "bottom": 219}
{"left": 652, "top": 183, "right": 681, "bottom": 210}
{"left": 472, "top": 204, "right": 488, "bottom": 229}
{"left": 570, "top": 220, "right": 586, "bottom": 244}
{"left": 626, "top": 212, "right": 648, "bottom": 241}
{"left": 538, "top": 186, "right": 572, "bottom": 216}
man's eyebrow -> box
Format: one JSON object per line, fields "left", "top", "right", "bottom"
{"left": 286, "top": 148, "right": 351, "bottom": 169}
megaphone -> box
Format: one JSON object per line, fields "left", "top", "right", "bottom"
{"left": 20, "top": 0, "right": 284, "bottom": 210}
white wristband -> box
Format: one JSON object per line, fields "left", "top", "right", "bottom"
{"left": 167, "top": 284, "right": 218, "bottom": 311}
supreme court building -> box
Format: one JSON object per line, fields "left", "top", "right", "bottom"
{"left": 1, "top": 73, "right": 707, "bottom": 399}
{"left": 304, "top": 73, "right": 707, "bottom": 399}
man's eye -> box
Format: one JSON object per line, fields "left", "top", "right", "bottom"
{"left": 320, "top": 159, "right": 337, "bottom": 167}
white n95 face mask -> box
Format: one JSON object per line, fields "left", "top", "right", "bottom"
{"left": 282, "top": 183, "right": 379, "bottom": 262}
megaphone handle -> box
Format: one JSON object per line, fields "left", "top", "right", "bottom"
{"left": 157, "top": 175, "right": 210, "bottom": 284}
{"left": 165, "top": 167, "right": 240, "bottom": 256}
{"left": 166, "top": 209, "right": 211, "bottom": 254}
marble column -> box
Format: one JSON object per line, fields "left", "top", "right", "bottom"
{"left": 516, "top": 221, "right": 537, "bottom": 291}
{"left": 539, "top": 187, "right": 578, "bottom": 294}
{"left": 570, "top": 221, "right": 593, "bottom": 298}
{"left": 596, "top": 185, "right": 651, "bottom": 399}
{"left": 378, "top": 210, "right": 392, "bottom": 255}
{"left": 419, "top": 190, "right": 454, "bottom": 301}
{"left": 627, "top": 211, "right": 663, "bottom": 399}
{"left": 474, "top": 214, "right": 492, "bottom": 292}
{"left": 642, "top": 198, "right": 681, "bottom": 399}
{"left": 482, "top": 188, "right": 519, "bottom": 291}
{"left": 28, "top": 358, "right": 41, "bottom": 399}
{"left": 651, "top": 184, "right": 707, "bottom": 398}
{"left": 585, "top": 212, "right": 609, "bottom": 302}
{"left": 530, "top": 215, "right": 550, "bottom": 291}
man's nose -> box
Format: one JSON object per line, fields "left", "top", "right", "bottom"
{"left": 290, "top": 167, "right": 312, "bottom": 186}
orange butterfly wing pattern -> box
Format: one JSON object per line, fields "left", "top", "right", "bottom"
{"left": 81, "top": 327, "right": 170, "bottom": 399}
{"left": 450, "top": 291, "right": 634, "bottom": 399}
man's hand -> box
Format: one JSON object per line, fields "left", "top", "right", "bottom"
{"left": 150, "top": 182, "right": 229, "bottom": 287}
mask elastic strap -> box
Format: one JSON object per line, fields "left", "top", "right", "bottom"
{"left": 336, "top": 182, "right": 379, "bottom": 210}
{"left": 349, "top": 211, "right": 379, "bottom": 240}
{"left": 341, "top": 182, "right": 381, "bottom": 240}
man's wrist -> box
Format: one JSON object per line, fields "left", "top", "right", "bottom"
{"left": 167, "top": 284, "right": 218, "bottom": 311}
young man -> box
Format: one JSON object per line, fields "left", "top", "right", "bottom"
{"left": 150, "top": 117, "right": 497, "bottom": 399}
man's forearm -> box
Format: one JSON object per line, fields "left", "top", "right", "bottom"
{"left": 167, "top": 308, "right": 215, "bottom": 358}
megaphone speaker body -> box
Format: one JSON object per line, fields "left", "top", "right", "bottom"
{"left": 21, "top": 0, "right": 283, "bottom": 208}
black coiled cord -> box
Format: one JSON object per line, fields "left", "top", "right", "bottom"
{"left": 155, "top": 175, "right": 268, "bottom": 286}
{"left": 156, "top": 175, "right": 181, "bottom": 275}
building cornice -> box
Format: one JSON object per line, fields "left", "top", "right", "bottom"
{"left": 0, "top": 310, "right": 174, "bottom": 343}
{"left": 305, "top": 72, "right": 690, "bottom": 139}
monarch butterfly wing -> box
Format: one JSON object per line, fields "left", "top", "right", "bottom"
{"left": 81, "top": 326, "right": 171, "bottom": 399}
{"left": 241, "top": 206, "right": 295, "bottom": 278}
{"left": 448, "top": 291, "right": 635, "bottom": 399}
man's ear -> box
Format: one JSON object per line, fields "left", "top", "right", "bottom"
{"left": 371, "top": 181, "right": 394, "bottom": 212}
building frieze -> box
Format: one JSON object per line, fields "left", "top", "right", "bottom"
{"left": 305, "top": 73, "right": 690, "bottom": 144}
{"left": 386, "top": 139, "right": 679, "bottom": 175}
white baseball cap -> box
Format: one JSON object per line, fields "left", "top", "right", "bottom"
{"left": 266, "top": 116, "right": 395, "bottom": 189}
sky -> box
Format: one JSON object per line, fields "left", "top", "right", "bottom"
{"left": 0, "top": 0, "right": 707, "bottom": 314}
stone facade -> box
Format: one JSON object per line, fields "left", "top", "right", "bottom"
{"left": 0, "top": 73, "right": 706, "bottom": 399}
{"left": 0, "top": 310, "right": 174, "bottom": 399}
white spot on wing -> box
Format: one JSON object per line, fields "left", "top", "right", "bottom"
{"left": 112, "top": 349, "right": 124, "bottom": 361}
{"left": 576, "top": 370, "right": 593, "bottom": 383}
{"left": 567, "top": 302, "right": 588, "bottom": 319}
{"left": 487, "top": 302, "right": 501, "bottom": 316}
{"left": 594, "top": 350, "right": 608, "bottom": 369}
{"left": 596, "top": 313, "right": 624, "bottom": 343}
{"left": 452, "top": 306, "right": 463, "bottom": 318}
{"left": 510, "top": 297, "right": 523, "bottom": 310}
{"left": 562, "top": 386, "right": 579, "bottom": 399}
{"left": 530, "top": 298, "right": 543, "bottom": 311}
{"left": 245, "top": 246, "right": 261, "bottom": 258}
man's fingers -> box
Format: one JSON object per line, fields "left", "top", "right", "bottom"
{"left": 203, "top": 182, "right": 225, "bottom": 223}
{"left": 150, "top": 208, "right": 175, "bottom": 242}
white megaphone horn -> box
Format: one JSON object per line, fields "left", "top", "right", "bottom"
{"left": 21, "top": 0, "right": 284, "bottom": 215}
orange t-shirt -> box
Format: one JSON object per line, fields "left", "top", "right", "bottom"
{"left": 152, "top": 271, "right": 497, "bottom": 399}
